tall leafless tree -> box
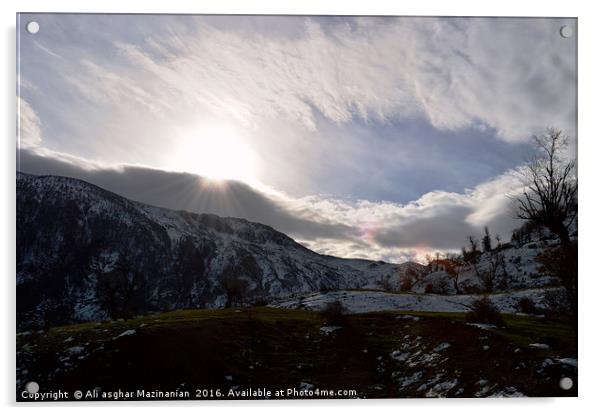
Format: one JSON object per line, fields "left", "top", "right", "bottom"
{"left": 516, "top": 128, "right": 577, "bottom": 248}
{"left": 515, "top": 128, "right": 577, "bottom": 315}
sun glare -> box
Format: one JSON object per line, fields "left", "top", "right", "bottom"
{"left": 167, "top": 125, "right": 258, "bottom": 184}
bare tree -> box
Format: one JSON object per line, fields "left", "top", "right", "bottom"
{"left": 479, "top": 251, "right": 505, "bottom": 293}
{"left": 468, "top": 236, "right": 480, "bottom": 256}
{"left": 441, "top": 255, "right": 463, "bottom": 294}
{"left": 96, "top": 253, "right": 145, "bottom": 320}
{"left": 465, "top": 235, "right": 483, "bottom": 282}
{"left": 515, "top": 128, "right": 577, "bottom": 315}
{"left": 220, "top": 275, "right": 249, "bottom": 308}
{"left": 516, "top": 128, "right": 577, "bottom": 247}
{"left": 482, "top": 227, "right": 492, "bottom": 252}
{"left": 400, "top": 264, "right": 429, "bottom": 291}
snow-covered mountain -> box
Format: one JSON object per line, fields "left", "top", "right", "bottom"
{"left": 16, "top": 173, "right": 399, "bottom": 328}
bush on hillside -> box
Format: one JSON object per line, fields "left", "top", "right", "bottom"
{"left": 517, "top": 297, "right": 538, "bottom": 315}
{"left": 321, "top": 300, "right": 347, "bottom": 326}
{"left": 541, "top": 289, "right": 570, "bottom": 319}
{"left": 466, "top": 296, "right": 505, "bottom": 327}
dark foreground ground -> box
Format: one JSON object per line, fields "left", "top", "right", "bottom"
{"left": 16, "top": 307, "right": 577, "bottom": 401}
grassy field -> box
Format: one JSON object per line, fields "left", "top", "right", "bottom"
{"left": 16, "top": 307, "right": 577, "bottom": 400}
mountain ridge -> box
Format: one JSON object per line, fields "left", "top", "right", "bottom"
{"left": 16, "top": 172, "right": 401, "bottom": 329}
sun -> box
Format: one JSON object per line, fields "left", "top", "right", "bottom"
{"left": 167, "top": 124, "right": 258, "bottom": 184}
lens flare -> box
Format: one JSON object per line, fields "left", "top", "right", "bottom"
{"left": 166, "top": 124, "right": 258, "bottom": 184}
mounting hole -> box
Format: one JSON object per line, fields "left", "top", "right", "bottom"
{"left": 25, "top": 381, "right": 39, "bottom": 394}
{"left": 560, "top": 25, "right": 573, "bottom": 38}
{"left": 559, "top": 377, "right": 573, "bottom": 390}
{"left": 26, "top": 21, "right": 40, "bottom": 34}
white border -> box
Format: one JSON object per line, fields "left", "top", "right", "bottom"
{"left": 2, "top": 1, "right": 601, "bottom": 413}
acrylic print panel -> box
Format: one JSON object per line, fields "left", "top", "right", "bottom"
{"left": 16, "top": 13, "right": 577, "bottom": 401}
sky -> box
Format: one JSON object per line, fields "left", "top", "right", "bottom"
{"left": 17, "top": 14, "right": 577, "bottom": 262}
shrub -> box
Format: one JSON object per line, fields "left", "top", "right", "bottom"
{"left": 399, "top": 265, "right": 429, "bottom": 292}
{"left": 252, "top": 297, "right": 269, "bottom": 307}
{"left": 424, "top": 283, "right": 434, "bottom": 294}
{"left": 541, "top": 289, "right": 570, "bottom": 319}
{"left": 461, "top": 283, "right": 482, "bottom": 295}
{"left": 517, "top": 297, "right": 538, "bottom": 314}
{"left": 321, "top": 300, "right": 347, "bottom": 326}
{"left": 399, "top": 276, "right": 413, "bottom": 292}
{"left": 466, "top": 296, "right": 505, "bottom": 327}
{"left": 220, "top": 275, "right": 248, "bottom": 308}
{"left": 431, "top": 278, "right": 451, "bottom": 295}
{"left": 536, "top": 245, "right": 577, "bottom": 317}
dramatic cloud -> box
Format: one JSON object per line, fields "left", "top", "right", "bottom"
{"left": 289, "top": 171, "right": 524, "bottom": 261}
{"left": 17, "top": 15, "right": 575, "bottom": 198}
{"left": 61, "top": 17, "right": 576, "bottom": 141}
{"left": 16, "top": 15, "right": 576, "bottom": 262}
{"left": 19, "top": 148, "right": 523, "bottom": 262}
{"left": 17, "top": 148, "right": 353, "bottom": 242}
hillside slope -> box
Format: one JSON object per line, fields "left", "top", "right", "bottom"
{"left": 17, "top": 173, "right": 399, "bottom": 328}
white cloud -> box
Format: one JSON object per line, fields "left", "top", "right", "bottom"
{"left": 17, "top": 16, "right": 576, "bottom": 262}
{"left": 17, "top": 97, "right": 42, "bottom": 149}
{"left": 32, "top": 40, "right": 63, "bottom": 59}
{"left": 62, "top": 17, "right": 576, "bottom": 142}
{"left": 19, "top": 147, "right": 526, "bottom": 263}
{"left": 287, "top": 169, "right": 525, "bottom": 261}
